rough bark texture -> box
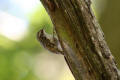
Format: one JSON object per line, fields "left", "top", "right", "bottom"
{"left": 40, "top": 0, "right": 120, "bottom": 80}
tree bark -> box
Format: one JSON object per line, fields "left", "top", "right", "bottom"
{"left": 40, "top": 0, "right": 120, "bottom": 80}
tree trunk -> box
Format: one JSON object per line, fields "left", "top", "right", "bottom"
{"left": 40, "top": 0, "right": 120, "bottom": 80}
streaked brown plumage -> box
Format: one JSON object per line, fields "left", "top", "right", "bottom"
{"left": 37, "top": 29, "right": 63, "bottom": 54}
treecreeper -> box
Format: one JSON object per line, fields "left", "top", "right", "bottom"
{"left": 37, "top": 29, "right": 64, "bottom": 55}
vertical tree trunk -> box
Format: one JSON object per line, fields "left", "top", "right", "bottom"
{"left": 40, "top": 0, "right": 120, "bottom": 80}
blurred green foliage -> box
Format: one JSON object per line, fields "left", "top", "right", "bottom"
{"left": 0, "top": 5, "right": 53, "bottom": 80}
{"left": 99, "top": 0, "right": 120, "bottom": 68}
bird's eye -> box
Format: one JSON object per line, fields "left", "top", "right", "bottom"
{"left": 37, "top": 29, "right": 44, "bottom": 37}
